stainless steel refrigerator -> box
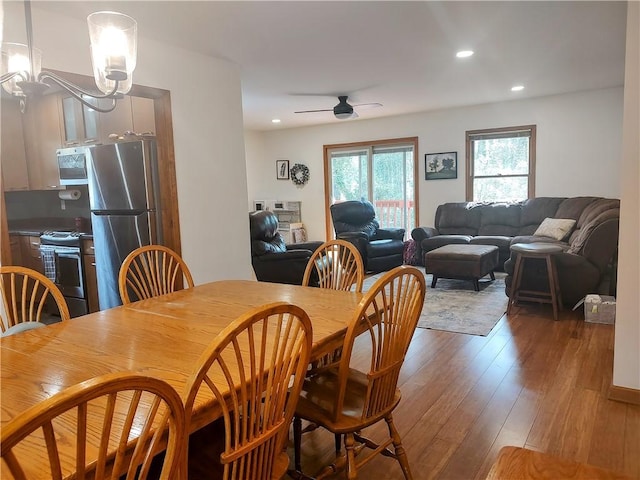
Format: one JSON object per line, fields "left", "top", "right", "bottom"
{"left": 87, "top": 138, "right": 163, "bottom": 310}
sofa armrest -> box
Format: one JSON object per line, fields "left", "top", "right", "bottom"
{"left": 286, "top": 241, "right": 323, "bottom": 253}
{"left": 410, "top": 227, "right": 439, "bottom": 266}
{"left": 337, "top": 231, "right": 369, "bottom": 242}
{"left": 374, "top": 227, "right": 405, "bottom": 240}
{"left": 258, "top": 250, "right": 312, "bottom": 262}
{"left": 411, "top": 227, "right": 439, "bottom": 243}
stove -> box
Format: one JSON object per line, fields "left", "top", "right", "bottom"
{"left": 39, "top": 230, "right": 87, "bottom": 317}
{"left": 40, "top": 230, "right": 83, "bottom": 247}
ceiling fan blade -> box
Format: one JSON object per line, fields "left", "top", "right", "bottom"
{"left": 294, "top": 108, "right": 333, "bottom": 114}
{"left": 354, "top": 102, "right": 383, "bottom": 109}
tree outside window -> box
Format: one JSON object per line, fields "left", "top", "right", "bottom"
{"left": 466, "top": 125, "right": 536, "bottom": 202}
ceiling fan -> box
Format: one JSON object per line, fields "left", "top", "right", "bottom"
{"left": 294, "top": 95, "right": 382, "bottom": 120}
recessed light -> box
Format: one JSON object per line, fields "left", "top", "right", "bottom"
{"left": 456, "top": 50, "right": 474, "bottom": 58}
{"left": 511, "top": 85, "right": 525, "bottom": 92}
{"left": 271, "top": 118, "right": 281, "bottom": 123}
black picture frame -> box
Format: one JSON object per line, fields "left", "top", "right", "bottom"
{"left": 425, "top": 152, "right": 457, "bottom": 180}
{"left": 276, "top": 160, "right": 290, "bottom": 180}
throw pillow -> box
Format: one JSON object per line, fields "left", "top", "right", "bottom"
{"left": 534, "top": 218, "right": 576, "bottom": 241}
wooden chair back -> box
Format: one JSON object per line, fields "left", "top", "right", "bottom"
{"left": 0, "top": 266, "right": 70, "bottom": 333}
{"left": 302, "top": 239, "right": 365, "bottom": 292}
{"left": 334, "top": 265, "right": 425, "bottom": 423}
{"left": 185, "top": 302, "right": 313, "bottom": 480}
{"left": 1, "top": 372, "right": 186, "bottom": 480}
{"left": 118, "top": 245, "right": 194, "bottom": 304}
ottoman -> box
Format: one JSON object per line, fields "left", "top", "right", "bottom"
{"left": 425, "top": 244, "right": 500, "bottom": 291}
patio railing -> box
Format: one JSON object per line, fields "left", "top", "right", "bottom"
{"left": 374, "top": 199, "right": 415, "bottom": 234}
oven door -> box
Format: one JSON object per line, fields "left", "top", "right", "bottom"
{"left": 53, "top": 246, "right": 85, "bottom": 299}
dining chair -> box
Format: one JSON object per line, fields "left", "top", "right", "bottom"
{"left": 118, "top": 244, "right": 194, "bottom": 304}
{"left": 184, "top": 302, "right": 313, "bottom": 480}
{"left": 0, "top": 265, "right": 70, "bottom": 336}
{"left": 292, "top": 265, "right": 426, "bottom": 480}
{"left": 1, "top": 371, "right": 186, "bottom": 480}
{"left": 302, "top": 239, "right": 365, "bottom": 292}
{"left": 302, "top": 239, "right": 365, "bottom": 374}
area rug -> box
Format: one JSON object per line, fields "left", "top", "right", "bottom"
{"left": 362, "top": 267, "right": 508, "bottom": 336}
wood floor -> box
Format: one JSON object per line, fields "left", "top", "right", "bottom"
{"left": 287, "top": 305, "right": 640, "bottom": 480}
{"left": 187, "top": 304, "right": 639, "bottom": 479}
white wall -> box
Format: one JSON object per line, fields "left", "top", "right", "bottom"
{"left": 613, "top": 2, "right": 639, "bottom": 391}
{"left": 2, "top": 3, "right": 254, "bottom": 284}
{"left": 246, "top": 87, "right": 623, "bottom": 242}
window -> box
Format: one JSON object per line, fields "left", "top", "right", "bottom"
{"left": 324, "top": 137, "right": 418, "bottom": 239}
{"left": 466, "top": 125, "right": 536, "bottom": 202}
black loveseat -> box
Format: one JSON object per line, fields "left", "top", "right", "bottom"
{"left": 411, "top": 197, "right": 620, "bottom": 307}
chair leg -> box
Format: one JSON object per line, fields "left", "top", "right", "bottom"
{"left": 545, "top": 254, "right": 561, "bottom": 321}
{"left": 293, "top": 416, "right": 302, "bottom": 472}
{"left": 344, "top": 433, "right": 358, "bottom": 480}
{"left": 431, "top": 275, "right": 438, "bottom": 288}
{"left": 507, "top": 254, "right": 524, "bottom": 316}
{"left": 385, "top": 415, "right": 413, "bottom": 480}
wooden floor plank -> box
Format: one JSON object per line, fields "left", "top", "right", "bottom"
{"left": 623, "top": 405, "right": 640, "bottom": 479}
{"left": 588, "top": 395, "right": 629, "bottom": 474}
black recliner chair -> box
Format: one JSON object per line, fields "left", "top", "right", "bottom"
{"left": 249, "top": 211, "right": 323, "bottom": 285}
{"left": 330, "top": 200, "right": 405, "bottom": 273}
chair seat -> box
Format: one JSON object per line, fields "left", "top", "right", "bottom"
{"left": 273, "top": 451, "right": 291, "bottom": 479}
{"left": 1, "top": 321, "right": 46, "bottom": 337}
{"left": 296, "top": 367, "right": 402, "bottom": 433}
{"left": 367, "top": 238, "right": 405, "bottom": 258}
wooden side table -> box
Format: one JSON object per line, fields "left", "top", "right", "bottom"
{"left": 486, "top": 446, "right": 632, "bottom": 479}
{"left": 507, "top": 243, "right": 564, "bottom": 320}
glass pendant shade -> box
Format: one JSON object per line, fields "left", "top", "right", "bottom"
{"left": 1, "top": 42, "right": 41, "bottom": 95}
{"left": 87, "top": 11, "right": 137, "bottom": 94}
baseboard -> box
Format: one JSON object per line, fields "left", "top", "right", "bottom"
{"left": 609, "top": 384, "right": 640, "bottom": 405}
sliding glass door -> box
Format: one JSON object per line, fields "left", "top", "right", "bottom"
{"left": 325, "top": 137, "right": 418, "bottom": 238}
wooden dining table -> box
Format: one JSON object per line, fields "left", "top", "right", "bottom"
{"left": 1, "top": 279, "right": 364, "bottom": 478}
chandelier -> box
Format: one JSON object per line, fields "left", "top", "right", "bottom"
{"left": 1, "top": 0, "right": 137, "bottom": 113}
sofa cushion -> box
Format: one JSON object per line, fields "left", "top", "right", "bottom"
{"left": 510, "top": 235, "right": 567, "bottom": 247}
{"left": 555, "top": 197, "right": 599, "bottom": 221}
{"left": 568, "top": 208, "right": 620, "bottom": 255}
{"left": 470, "top": 235, "right": 512, "bottom": 250}
{"left": 568, "top": 198, "right": 620, "bottom": 244}
{"left": 518, "top": 197, "right": 565, "bottom": 235}
{"left": 533, "top": 218, "right": 576, "bottom": 241}
{"left": 436, "top": 203, "right": 481, "bottom": 235}
{"left": 575, "top": 198, "right": 620, "bottom": 229}
{"left": 422, "top": 234, "right": 472, "bottom": 251}
{"left": 478, "top": 203, "right": 521, "bottom": 236}
{"left": 367, "top": 238, "right": 405, "bottom": 258}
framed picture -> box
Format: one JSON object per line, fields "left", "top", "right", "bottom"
{"left": 276, "top": 160, "right": 290, "bottom": 180}
{"left": 253, "top": 200, "right": 266, "bottom": 211}
{"left": 425, "top": 152, "right": 457, "bottom": 180}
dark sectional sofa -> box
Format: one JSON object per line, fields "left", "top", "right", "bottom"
{"left": 411, "top": 197, "right": 620, "bottom": 307}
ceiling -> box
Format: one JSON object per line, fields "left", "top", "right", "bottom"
{"left": 20, "top": 1, "right": 629, "bottom": 131}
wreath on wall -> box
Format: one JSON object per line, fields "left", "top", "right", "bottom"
{"left": 290, "top": 163, "right": 310, "bottom": 186}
